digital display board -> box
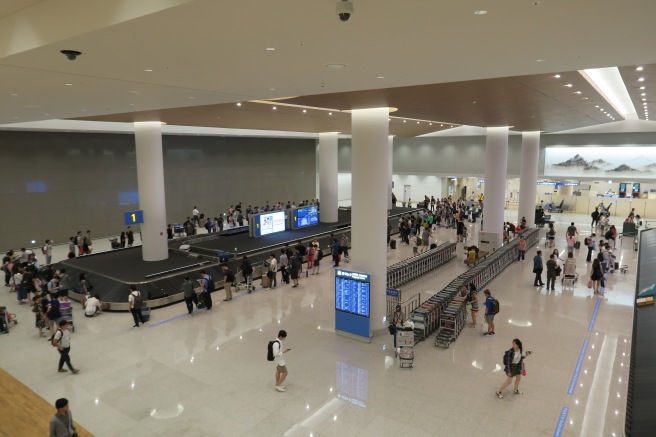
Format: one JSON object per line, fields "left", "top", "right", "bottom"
{"left": 124, "top": 210, "right": 144, "bottom": 225}
{"left": 292, "top": 206, "right": 319, "bottom": 229}
{"left": 335, "top": 269, "right": 370, "bottom": 318}
{"left": 253, "top": 211, "right": 286, "bottom": 237}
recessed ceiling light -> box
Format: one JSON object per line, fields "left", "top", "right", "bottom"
{"left": 637, "top": 66, "right": 644, "bottom": 71}
{"left": 642, "top": 98, "right": 647, "bottom": 101}
{"left": 640, "top": 86, "right": 646, "bottom": 90}
{"left": 535, "top": 59, "right": 546, "bottom": 62}
{"left": 236, "top": 102, "right": 242, "bottom": 106}
{"left": 403, "top": 120, "right": 406, "bottom": 123}
{"left": 65, "top": 83, "right": 73, "bottom": 86}
{"left": 144, "top": 68, "right": 153, "bottom": 72}
{"left": 129, "top": 103, "right": 135, "bottom": 106}
{"left": 641, "top": 93, "right": 646, "bottom": 96}
{"left": 429, "top": 123, "right": 432, "bottom": 126}
{"left": 474, "top": 10, "right": 487, "bottom": 15}
{"left": 265, "top": 48, "right": 276, "bottom": 51}
{"left": 272, "top": 106, "right": 277, "bottom": 110}
{"left": 639, "top": 77, "right": 645, "bottom": 82}
{"left": 440, "top": 124, "right": 443, "bottom": 127}
{"left": 554, "top": 74, "right": 561, "bottom": 78}
{"left": 324, "top": 63, "right": 348, "bottom": 69}
{"left": 377, "top": 76, "right": 384, "bottom": 79}
{"left": 303, "top": 109, "right": 307, "bottom": 113}
{"left": 269, "top": 88, "right": 276, "bottom": 91}
{"left": 600, "top": 108, "right": 604, "bottom": 111}
{"left": 416, "top": 121, "right": 420, "bottom": 124}
{"left": 329, "top": 112, "right": 333, "bottom": 116}
{"left": 9, "top": 93, "right": 17, "bottom": 96}
{"left": 566, "top": 84, "right": 573, "bottom": 87}
{"left": 575, "top": 91, "right": 582, "bottom": 94}
{"left": 595, "top": 105, "right": 599, "bottom": 108}
{"left": 188, "top": 96, "right": 195, "bottom": 99}
{"left": 582, "top": 97, "right": 589, "bottom": 100}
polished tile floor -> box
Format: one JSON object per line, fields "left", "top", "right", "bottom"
{"left": 0, "top": 212, "right": 636, "bottom": 436}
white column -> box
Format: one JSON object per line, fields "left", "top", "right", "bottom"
{"left": 518, "top": 131, "right": 540, "bottom": 226}
{"left": 319, "top": 132, "right": 339, "bottom": 222}
{"left": 483, "top": 127, "right": 509, "bottom": 234}
{"left": 388, "top": 136, "right": 394, "bottom": 209}
{"left": 134, "top": 122, "right": 168, "bottom": 261}
{"left": 351, "top": 107, "right": 389, "bottom": 336}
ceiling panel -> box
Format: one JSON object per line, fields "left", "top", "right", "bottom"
{"left": 0, "top": 0, "right": 44, "bottom": 19}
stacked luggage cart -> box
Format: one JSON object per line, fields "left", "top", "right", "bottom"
{"left": 396, "top": 329, "right": 415, "bottom": 368}
{"left": 386, "top": 242, "right": 457, "bottom": 289}
{"left": 422, "top": 228, "right": 539, "bottom": 348}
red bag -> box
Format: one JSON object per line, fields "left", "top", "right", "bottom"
{"left": 587, "top": 279, "right": 593, "bottom": 289}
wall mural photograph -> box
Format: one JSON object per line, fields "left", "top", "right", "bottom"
{"left": 544, "top": 146, "right": 656, "bottom": 179}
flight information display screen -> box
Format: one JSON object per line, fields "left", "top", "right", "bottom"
{"left": 253, "top": 211, "right": 286, "bottom": 237}
{"left": 292, "top": 206, "right": 319, "bottom": 229}
{"left": 335, "top": 269, "right": 370, "bottom": 318}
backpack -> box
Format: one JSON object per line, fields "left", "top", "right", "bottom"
{"left": 415, "top": 236, "right": 422, "bottom": 246}
{"left": 548, "top": 229, "right": 555, "bottom": 237}
{"left": 206, "top": 276, "right": 215, "bottom": 292}
{"left": 584, "top": 237, "right": 590, "bottom": 246}
{"left": 243, "top": 263, "right": 253, "bottom": 276}
{"left": 597, "top": 251, "right": 604, "bottom": 262}
{"left": 131, "top": 291, "right": 143, "bottom": 309}
{"left": 41, "top": 245, "right": 47, "bottom": 255}
{"left": 318, "top": 250, "right": 324, "bottom": 261}
{"left": 267, "top": 340, "right": 279, "bottom": 361}
{"left": 291, "top": 256, "right": 300, "bottom": 270}
{"left": 605, "top": 230, "right": 613, "bottom": 240}
{"left": 491, "top": 297, "right": 500, "bottom": 315}
{"left": 51, "top": 329, "right": 63, "bottom": 347}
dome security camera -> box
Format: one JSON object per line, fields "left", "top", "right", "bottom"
{"left": 60, "top": 50, "right": 82, "bottom": 61}
{"left": 336, "top": 0, "right": 353, "bottom": 22}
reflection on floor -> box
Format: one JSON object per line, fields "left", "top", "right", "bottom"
{"left": 0, "top": 212, "right": 633, "bottom": 436}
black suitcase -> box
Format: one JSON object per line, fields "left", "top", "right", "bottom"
{"left": 197, "top": 293, "right": 206, "bottom": 309}
{"left": 141, "top": 307, "right": 151, "bottom": 322}
{"left": 574, "top": 241, "right": 581, "bottom": 250}
{"left": 390, "top": 239, "right": 396, "bottom": 249}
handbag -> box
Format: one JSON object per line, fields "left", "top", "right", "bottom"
{"left": 587, "top": 279, "right": 593, "bottom": 289}
{"left": 388, "top": 324, "right": 396, "bottom": 335}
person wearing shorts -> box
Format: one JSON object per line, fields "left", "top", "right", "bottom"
{"left": 496, "top": 339, "right": 531, "bottom": 398}
{"left": 483, "top": 289, "right": 495, "bottom": 336}
{"left": 272, "top": 330, "right": 290, "bottom": 392}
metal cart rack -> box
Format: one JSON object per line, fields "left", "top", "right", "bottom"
{"left": 396, "top": 329, "right": 415, "bottom": 368}
{"left": 386, "top": 242, "right": 457, "bottom": 289}
{"left": 435, "top": 295, "right": 467, "bottom": 348}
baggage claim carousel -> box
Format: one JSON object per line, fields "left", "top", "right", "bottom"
{"left": 58, "top": 207, "right": 417, "bottom": 311}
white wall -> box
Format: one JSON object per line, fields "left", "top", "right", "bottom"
{"left": 337, "top": 172, "right": 443, "bottom": 207}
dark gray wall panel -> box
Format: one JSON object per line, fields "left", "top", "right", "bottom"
{"left": 0, "top": 131, "right": 316, "bottom": 250}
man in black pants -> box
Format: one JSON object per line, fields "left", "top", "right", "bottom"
{"left": 128, "top": 285, "right": 145, "bottom": 327}
{"left": 52, "top": 320, "right": 80, "bottom": 374}
{"left": 533, "top": 250, "right": 544, "bottom": 287}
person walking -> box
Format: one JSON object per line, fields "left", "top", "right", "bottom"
{"left": 496, "top": 339, "right": 532, "bottom": 398}
{"left": 585, "top": 233, "right": 596, "bottom": 263}
{"left": 340, "top": 234, "right": 350, "bottom": 262}
{"left": 49, "top": 398, "right": 78, "bottom": 437}
{"left": 466, "top": 284, "right": 479, "bottom": 328}
{"left": 546, "top": 254, "right": 558, "bottom": 291}
{"left": 222, "top": 265, "right": 235, "bottom": 301}
{"left": 591, "top": 207, "right": 600, "bottom": 227}
{"left": 272, "top": 330, "right": 290, "bottom": 392}
{"left": 279, "top": 249, "right": 289, "bottom": 285}
{"left": 181, "top": 275, "right": 197, "bottom": 314}
{"left": 483, "top": 289, "right": 496, "bottom": 336}
{"left": 198, "top": 270, "right": 213, "bottom": 309}
{"left": 52, "top": 320, "right": 80, "bottom": 374}
{"left": 590, "top": 258, "right": 603, "bottom": 295}
{"left": 128, "top": 285, "right": 145, "bottom": 327}
{"left": 388, "top": 304, "right": 405, "bottom": 351}
{"left": 533, "top": 250, "right": 544, "bottom": 287}
{"left": 517, "top": 235, "right": 527, "bottom": 262}
{"left": 566, "top": 232, "right": 576, "bottom": 255}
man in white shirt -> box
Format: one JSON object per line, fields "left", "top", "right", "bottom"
{"left": 192, "top": 206, "right": 200, "bottom": 227}
{"left": 43, "top": 239, "right": 53, "bottom": 265}
{"left": 266, "top": 254, "right": 278, "bottom": 289}
{"left": 128, "top": 285, "right": 145, "bottom": 327}
{"left": 52, "top": 320, "right": 80, "bottom": 374}
{"left": 272, "top": 330, "right": 290, "bottom": 392}
{"left": 85, "top": 294, "right": 102, "bottom": 317}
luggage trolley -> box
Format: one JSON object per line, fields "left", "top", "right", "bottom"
{"left": 396, "top": 329, "right": 415, "bottom": 368}
{"left": 0, "top": 306, "right": 17, "bottom": 334}
{"left": 562, "top": 273, "right": 579, "bottom": 288}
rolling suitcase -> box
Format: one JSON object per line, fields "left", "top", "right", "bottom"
{"left": 574, "top": 241, "right": 581, "bottom": 250}
{"left": 141, "top": 307, "right": 151, "bottom": 323}
{"left": 261, "top": 274, "right": 271, "bottom": 288}
{"left": 390, "top": 239, "right": 397, "bottom": 249}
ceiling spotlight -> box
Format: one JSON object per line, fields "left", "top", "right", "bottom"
{"left": 535, "top": 59, "right": 546, "bottom": 62}
{"left": 416, "top": 121, "right": 420, "bottom": 124}
{"left": 566, "top": 83, "right": 573, "bottom": 87}
{"left": 640, "top": 86, "right": 645, "bottom": 90}
{"left": 403, "top": 120, "right": 406, "bottom": 123}
{"left": 595, "top": 105, "right": 600, "bottom": 108}
{"left": 272, "top": 106, "right": 277, "bottom": 110}
{"left": 65, "top": 83, "right": 73, "bottom": 86}
{"left": 265, "top": 47, "right": 276, "bottom": 51}
{"left": 474, "top": 10, "right": 487, "bottom": 15}
{"left": 639, "top": 77, "right": 645, "bottom": 82}
{"left": 575, "top": 91, "right": 582, "bottom": 94}
{"left": 377, "top": 76, "right": 384, "bottom": 79}
{"left": 637, "top": 66, "right": 644, "bottom": 71}
{"left": 641, "top": 93, "right": 646, "bottom": 96}
{"left": 303, "top": 109, "right": 307, "bottom": 113}
{"left": 236, "top": 102, "right": 242, "bottom": 106}
{"left": 329, "top": 112, "right": 333, "bottom": 116}
{"left": 60, "top": 49, "right": 82, "bottom": 61}
{"left": 643, "top": 98, "right": 647, "bottom": 101}
{"left": 554, "top": 74, "right": 561, "bottom": 78}
{"left": 144, "top": 68, "right": 153, "bottom": 72}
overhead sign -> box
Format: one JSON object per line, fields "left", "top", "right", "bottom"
{"left": 124, "top": 210, "right": 144, "bottom": 225}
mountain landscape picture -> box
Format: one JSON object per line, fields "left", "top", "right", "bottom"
{"left": 544, "top": 146, "right": 656, "bottom": 178}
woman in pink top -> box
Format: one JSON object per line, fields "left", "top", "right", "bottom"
{"left": 517, "top": 236, "right": 527, "bottom": 262}
{"left": 566, "top": 232, "right": 576, "bottom": 255}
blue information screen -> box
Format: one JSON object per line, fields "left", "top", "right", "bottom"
{"left": 124, "top": 210, "right": 144, "bottom": 225}
{"left": 335, "top": 269, "right": 370, "bottom": 318}
{"left": 293, "top": 206, "right": 319, "bottom": 229}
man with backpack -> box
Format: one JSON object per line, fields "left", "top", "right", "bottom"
{"left": 240, "top": 256, "right": 254, "bottom": 293}
{"left": 52, "top": 320, "right": 80, "bottom": 374}
{"left": 198, "top": 270, "right": 214, "bottom": 309}
{"left": 128, "top": 285, "right": 146, "bottom": 327}
{"left": 483, "top": 289, "right": 499, "bottom": 336}
{"left": 268, "top": 330, "right": 290, "bottom": 392}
